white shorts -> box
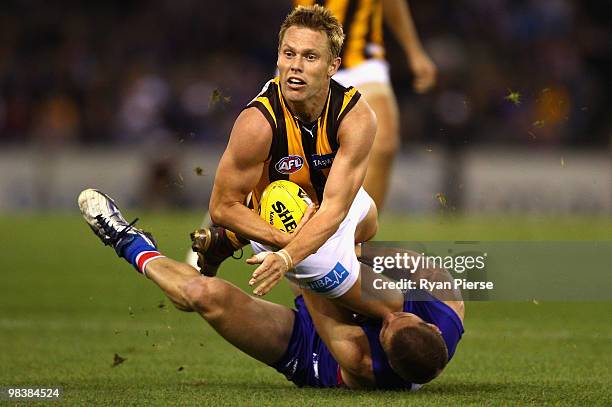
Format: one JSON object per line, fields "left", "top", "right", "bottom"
{"left": 251, "top": 187, "right": 374, "bottom": 298}
{"left": 332, "top": 59, "right": 391, "bottom": 88}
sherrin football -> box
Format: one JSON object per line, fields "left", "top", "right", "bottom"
{"left": 259, "top": 180, "right": 312, "bottom": 233}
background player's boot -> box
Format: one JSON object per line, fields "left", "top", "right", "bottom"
{"left": 78, "top": 188, "right": 162, "bottom": 275}
{"left": 190, "top": 226, "right": 245, "bottom": 277}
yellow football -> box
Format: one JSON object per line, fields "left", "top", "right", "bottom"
{"left": 259, "top": 180, "right": 312, "bottom": 233}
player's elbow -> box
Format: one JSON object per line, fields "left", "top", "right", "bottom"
{"left": 209, "top": 195, "right": 241, "bottom": 228}
{"left": 209, "top": 205, "right": 223, "bottom": 227}
{"left": 208, "top": 197, "right": 227, "bottom": 227}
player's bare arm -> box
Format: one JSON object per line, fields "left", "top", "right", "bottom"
{"left": 382, "top": 0, "right": 437, "bottom": 93}
{"left": 286, "top": 98, "right": 376, "bottom": 262}
{"left": 301, "top": 290, "right": 377, "bottom": 389}
{"left": 248, "top": 98, "right": 376, "bottom": 295}
{"left": 209, "top": 108, "right": 289, "bottom": 248}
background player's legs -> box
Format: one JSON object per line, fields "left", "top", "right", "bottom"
{"left": 145, "top": 257, "right": 295, "bottom": 365}
{"left": 359, "top": 83, "right": 401, "bottom": 210}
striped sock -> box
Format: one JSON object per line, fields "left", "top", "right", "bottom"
{"left": 121, "top": 235, "right": 165, "bottom": 276}
{"left": 134, "top": 250, "right": 165, "bottom": 276}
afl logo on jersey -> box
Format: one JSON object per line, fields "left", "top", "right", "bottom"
{"left": 275, "top": 155, "right": 304, "bottom": 174}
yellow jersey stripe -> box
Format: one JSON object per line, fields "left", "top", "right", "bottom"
{"left": 338, "top": 87, "right": 359, "bottom": 119}
{"left": 342, "top": 0, "right": 373, "bottom": 67}
{"left": 255, "top": 96, "right": 277, "bottom": 127}
{"left": 325, "top": 0, "right": 350, "bottom": 26}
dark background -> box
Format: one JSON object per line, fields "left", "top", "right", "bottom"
{"left": 1, "top": 0, "right": 610, "bottom": 148}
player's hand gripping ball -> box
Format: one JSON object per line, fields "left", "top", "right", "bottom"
{"left": 259, "top": 180, "right": 313, "bottom": 233}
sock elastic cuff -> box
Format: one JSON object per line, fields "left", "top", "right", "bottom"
{"left": 135, "top": 251, "right": 165, "bottom": 276}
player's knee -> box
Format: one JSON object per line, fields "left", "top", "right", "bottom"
{"left": 356, "top": 217, "right": 377, "bottom": 243}
{"left": 182, "top": 276, "right": 226, "bottom": 314}
{"left": 366, "top": 216, "right": 379, "bottom": 241}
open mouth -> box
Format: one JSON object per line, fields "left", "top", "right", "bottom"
{"left": 287, "top": 77, "right": 306, "bottom": 89}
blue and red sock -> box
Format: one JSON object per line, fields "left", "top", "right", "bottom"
{"left": 120, "top": 235, "right": 165, "bottom": 276}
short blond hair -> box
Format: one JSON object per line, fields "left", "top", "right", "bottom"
{"left": 278, "top": 5, "right": 345, "bottom": 60}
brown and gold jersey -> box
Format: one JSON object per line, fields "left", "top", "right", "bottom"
{"left": 294, "top": 0, "right": 384, "bottom": 68}
{"left": 246, "top": 77, "right": 361, "bottom": 209}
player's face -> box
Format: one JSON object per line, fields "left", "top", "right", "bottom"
{"left": 277, "top": 26, "right": 340, "bottom": 104}
{"left": 379, "top": 312, "right": 442, "bottom": 352}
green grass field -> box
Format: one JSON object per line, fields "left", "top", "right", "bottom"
{"left": 1, "top": 213, "right": 611, "bottom": 406}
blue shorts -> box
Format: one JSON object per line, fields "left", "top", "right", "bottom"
{"left": 270, "top": 296, "right": 341, "bottom": 388}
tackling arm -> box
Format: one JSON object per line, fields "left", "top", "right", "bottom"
{"left": 209, "top": 108, "right": 288, "bottom": 248}
{"left": 301, "top": 290, "right": 376, "bottom": 389}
